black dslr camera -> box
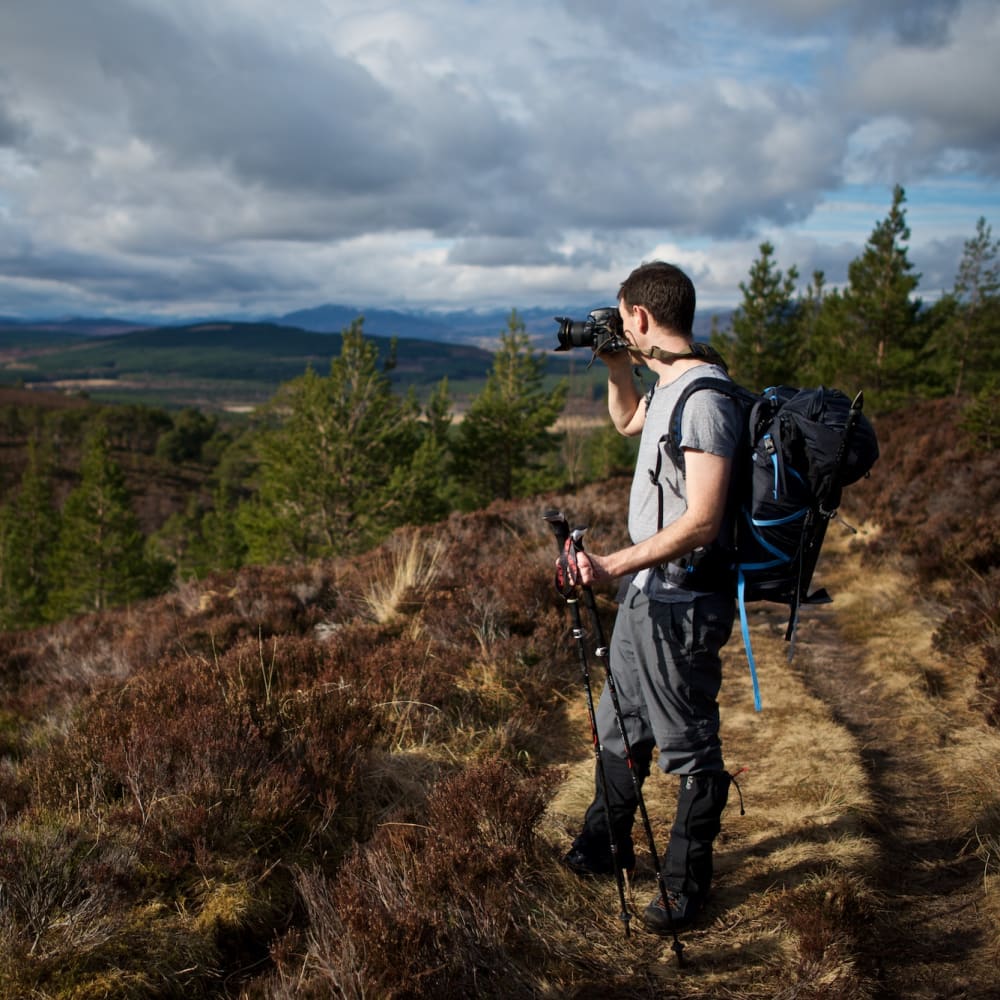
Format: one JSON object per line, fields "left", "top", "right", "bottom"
{"left": 553, "top": 308, "right": 629, "bottom": 356}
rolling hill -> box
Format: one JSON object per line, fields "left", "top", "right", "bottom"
{"left": 0, "top": 320, "right": 515, "bottom": 412}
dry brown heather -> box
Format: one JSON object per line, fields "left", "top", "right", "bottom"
{"left": 0, "top": 399, "right": 997, "bottom": 999}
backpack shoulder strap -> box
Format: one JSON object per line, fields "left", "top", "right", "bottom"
{"left": 648, "top": 376, "right": 756, "bottom": 532}
{"left": 663, "top": 376, "right": 758, "bottom": 473}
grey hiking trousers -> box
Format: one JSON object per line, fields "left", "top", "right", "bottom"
{"left": 595, "top": 583, "right": 735, "bottom": 775}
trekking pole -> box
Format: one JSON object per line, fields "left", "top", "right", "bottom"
{"left": 561, "top": 519, "right": 686, "bottom": 967}
{"left": 543, "top": 510, "right": 632, "bottom": 939}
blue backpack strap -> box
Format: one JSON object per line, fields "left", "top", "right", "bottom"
{"left": 736, "top": 569, "right": 763, "bottom": 712}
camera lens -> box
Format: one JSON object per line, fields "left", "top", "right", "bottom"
{"left": 554, "top": 317, "right": 593, "bottom": 351}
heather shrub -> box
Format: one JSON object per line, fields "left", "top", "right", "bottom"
{"left": 0, "top": 629, "right": 36, "bottom": 689}
{"left": 289, "top": 755, "right": 558, "bottom": 999}
{"left": 849, "top": 398, "right": 999, "bottom": 582}
{"left": 0, "top": 813, "right": 153, "bottom": 996}
{"left": 0, "top": 817, "right": 113, "bottom": 958}
{"left": 28, "top": 635, "right": 383, "bottom": 870}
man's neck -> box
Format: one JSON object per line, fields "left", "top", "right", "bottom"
{"left": 652, "top": 355, "right": 711, "bottom": 387}
{"left": 643, "top": 332, "right": 709, "bottom": 386}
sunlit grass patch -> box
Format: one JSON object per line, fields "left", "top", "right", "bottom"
{"left": 363, "top": 530, "right": 446, "bottom": 624}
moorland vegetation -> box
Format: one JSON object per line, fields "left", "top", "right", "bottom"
{"left": 0, "top": 187, "right": 997, "bottom": 997}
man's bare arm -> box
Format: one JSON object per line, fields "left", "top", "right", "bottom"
{"left": 575, "top": 449, "right": 732, "bottom": 583}
{"left": 604, "top": 352, "right": 646, "bottom": 437}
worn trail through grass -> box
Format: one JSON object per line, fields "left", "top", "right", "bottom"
{"left": 792, "top": 529, "right": 999, "bottom": 999}
{"left": 541, "top": 521, "right": 998, "bottom": 998}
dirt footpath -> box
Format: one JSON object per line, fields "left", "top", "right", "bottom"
{"left": 791, "top": 534, "right": 999, "bottom": 999}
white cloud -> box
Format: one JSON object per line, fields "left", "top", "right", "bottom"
{"left": 846, "top": 1, "right": 1000, "bottom": 173}
{"left": 0, "top": 0, "right": 996, "bottom": 319}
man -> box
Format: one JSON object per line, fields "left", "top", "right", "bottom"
{"left": 562, "top": 260, "right": 741, "bottom": 934}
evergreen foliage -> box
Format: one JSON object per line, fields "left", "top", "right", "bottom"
{"left": 580, "top": 419, "right": 639, "bottom": 482}
{"left": 794, "top": 269, "right": 828, "bottom": 383}
{"left": 155, "top": 407, "right": 219, "bottom": 463}
{"left": 236, "top": 319, "right": 430, "bottom": 563}
{"left": 948, "top": 216, "right": 1000, "bottom": 397}
{"left": 960, "top": 378, "right": 999, "bottom": 451}
{"left": 44, "top": 423, "right": 173, "bottom": 618}
{"left": 150, "top": 481, "right": 249, "bottom": 581}
{"left": 713, "top": 241, "right": 801, "bottom": 389}
{"left": 827, "top": 185, "right": 922, "bottom": 403}
{"left": 391, "top": 377, "right": 455, "bottom": 525}
{"left": 0, "top": 440, "right": 59, "bottom": 628}
{"left": 452, "top": 311, "right": 568, "bottom": 509}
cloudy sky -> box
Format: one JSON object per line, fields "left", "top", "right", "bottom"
{"left": 1, "top": 0, "right": 998, "bottom": 321}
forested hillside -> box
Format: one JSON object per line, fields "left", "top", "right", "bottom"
{"left": 0, "top": 318, "right": 505, "bottom": 412}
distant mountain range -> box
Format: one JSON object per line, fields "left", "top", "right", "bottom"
{"left": 0, "top": 302, "right": 732, "bottom": 348}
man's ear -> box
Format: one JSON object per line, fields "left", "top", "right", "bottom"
{"left": 634, "top": 304, "right": 651, "bottom": 335}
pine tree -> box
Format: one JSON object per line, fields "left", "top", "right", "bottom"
{"left": 452, "top": 311, "right": 567, "bottom": 509}
{"left": 390, "top": 378, "right": 454, "bottom": 525}
{"left": 949, "top": 216, "right": 1000, "bottom": 397}
{"left": 198, "top": 482, "right": 249, "bottom": 572}
{"left": 836, "top": 185, "right": 922, "bottom": 400}
{"left": 45, "top": 423, "right": 172, "bottom": 619}
{"left": 795, "top": 270, "right": 827, "bottom": 385}
{"left": 715, "top": 241, "right": 801, "bottom": 388}
{"left": 237, "top": 319, "right": 429, "bottom": 563}
{"left": 960, "top": 378, "right": 999, "bottom": 450}
{"left": 0, "top": 439, "right": 59, "bottom": 628}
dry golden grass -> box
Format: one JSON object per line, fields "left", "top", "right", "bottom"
{"left": 789, "top": 521, "right": 1000, "bottom": 997}
{"left": 363, "top": 530, "right": 446, "bottom": 624}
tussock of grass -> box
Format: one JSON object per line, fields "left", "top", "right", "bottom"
{"left": 363, "top": 530, "right": 446, "bottom": 624}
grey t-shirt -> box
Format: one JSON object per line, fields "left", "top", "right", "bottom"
{"left": 628, "top": 364, "right": 742, "bottom": 602}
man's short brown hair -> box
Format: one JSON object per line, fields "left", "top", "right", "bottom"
{"left": 618, "top": 261, "right": 696, "bottom": 337}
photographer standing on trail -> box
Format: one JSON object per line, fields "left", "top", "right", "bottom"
{"left": 561, "top": 261, "right": 742, "bottom": 934}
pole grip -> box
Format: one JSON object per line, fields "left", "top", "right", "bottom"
{"left": 542, "top": 508, "right": 570, "bottom": 550}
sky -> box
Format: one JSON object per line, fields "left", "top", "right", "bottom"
{"left": 1, "top": 0, "right": 998, "bottom": 322}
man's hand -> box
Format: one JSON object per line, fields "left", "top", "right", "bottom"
{"left": 555, "top": 539, "right": 609, "bottom": 589}
{"left": 554, "top": 539, "right": 581, "bottom": 593}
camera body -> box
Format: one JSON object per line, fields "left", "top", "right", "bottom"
{"left": 553, "top": 308, "right": 629, "bottom": 355}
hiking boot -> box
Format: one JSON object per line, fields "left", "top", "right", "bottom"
{"left": 562, "top": 844, "right": 635, "bottom": 879}
{"left": 642, "top": 890, "right": 703, "bottom": 934}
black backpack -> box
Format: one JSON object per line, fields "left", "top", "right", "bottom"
{"left": 655, "top": 379, "right": 880, "bottom": 710}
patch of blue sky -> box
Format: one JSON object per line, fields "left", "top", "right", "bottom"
{"left": 794, "top": 180, "right": 999, "bottom": 247}
{"left": 668, "top": 9, "right": 833, "bottom": 90}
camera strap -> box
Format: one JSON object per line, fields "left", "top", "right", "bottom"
{"left": 634, "top": 342, "right": 729, "bottom": 370}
